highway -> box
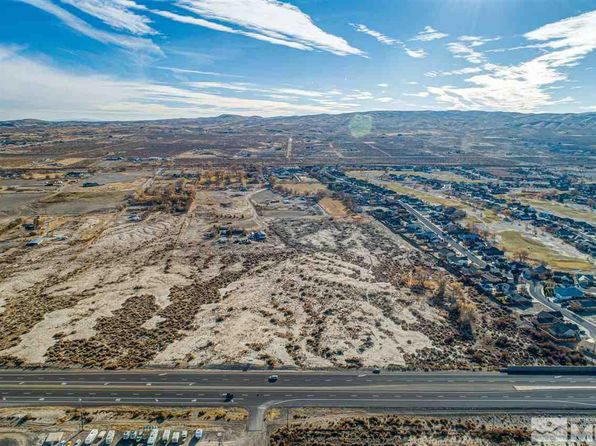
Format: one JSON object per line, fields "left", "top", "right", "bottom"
{"left": 528, "top": 281, "right": 596, "bottom": 338}
{"left": 0, "top": 370, "right": 595, "bottom": 431}
{"left": 400, "top": 202, "right": 487, "bottom": 269}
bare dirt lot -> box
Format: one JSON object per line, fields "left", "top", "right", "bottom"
{"left": 0, "top": 180, "right": 584, "bottom": 369}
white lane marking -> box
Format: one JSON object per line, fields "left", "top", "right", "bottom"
{"left": 515, "top": 386, "right": 596, "bottom": 391}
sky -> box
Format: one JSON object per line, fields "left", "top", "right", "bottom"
{"left": 1, "top": 0, "right": 595, "bottom": 120}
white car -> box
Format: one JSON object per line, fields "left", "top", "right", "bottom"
{"left": 122, "top": 432, "right": 130, "bottom": 441}
{"left": 194, "top": 430, "right": 203, "bottom": 440}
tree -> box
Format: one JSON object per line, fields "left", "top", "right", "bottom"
{"left": 514, "top": 248, "right": 529, "bottom": 263}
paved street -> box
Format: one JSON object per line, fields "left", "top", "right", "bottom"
{"left": 400, "top": 202, "right": 487, "bottom": 269}
{"left": 0, "top": 370, "right": 595, "bottom": 431}
{"left": 527, "top": 282, "right": 596, "bottom": 338}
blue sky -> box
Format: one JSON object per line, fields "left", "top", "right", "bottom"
{"left": 1, "top": 0, "right": 595, "bottom": 120}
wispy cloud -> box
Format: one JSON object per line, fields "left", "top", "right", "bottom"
{"left": 0, "top": 46, "right": 360, "bottom": 120}
{"left": 351, "top": 23, "right": 426, "bottom": 58}
{"left": 404, "top": 47, "right": 426, "bottom": 58}
{"left": 444, "top": 35, "right": 500, "bottom": 64}
{"left": 377, "top": 83, "right": 388, "bottom": 88}
{"left": 427, "top": 10, "right": 596, "bottom": 111}
{"left": 156, "top": 66, "right": 244, "bottom": 78}
{"left": 17, "top": 0, "right": 362, "bottom": 56}
{"left": 425, "top": 67, "right": 483, "bottom": 77}
{"left": 186, "top": 81, "right": 339, "bottom": 99}
{"left": 59, "top": 0, "right": 156, "bottom": 35}
{"left": 403, "top": 91, "right": 429, "bottom": 98}
{"left": 412, "top": 26, "right": 448, "bottom": 42}
{"left": 166, "top": 0, "right": 364, "bottom": 56}
{"left": 17, "top": 0, "right": 160, "bottom": 53}
{"left": 350, "top": 23, "right": 400, "bottom": 46}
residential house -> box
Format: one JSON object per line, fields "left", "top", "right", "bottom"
{"left": 554, "top": 286, "right": 584, "bottom": 302}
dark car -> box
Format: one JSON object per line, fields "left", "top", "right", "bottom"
{"left": 223, "top": 392, "right": 234, "bottom": 402}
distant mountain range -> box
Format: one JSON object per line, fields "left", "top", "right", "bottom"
{"left": 2, "top": 110, "right": 595, "bottom": 129}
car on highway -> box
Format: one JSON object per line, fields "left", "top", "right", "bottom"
{"left": 223, "top": 392, "right": 234, "bottom": 402}
{"left": 372, "top": 367, "right": 381, "bottom": 374}
{"left": 267, "top": 374, "right": 278, "bottom": 382}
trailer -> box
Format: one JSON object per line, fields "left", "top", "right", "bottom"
{"left": 105, "top": 431, "right": 115, "bottom": 445}
{"left": 84, "top": 430, "right": 99, "bottom": 446}
{"left": 147, "top": 429, "right": 159, "bottom": 446}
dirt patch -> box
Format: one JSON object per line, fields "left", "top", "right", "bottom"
{"left": 319, "top": 197, "right": 349, "bottom": 218}
{"left": 270, "top": 413, "right": 532, "bottom": 446}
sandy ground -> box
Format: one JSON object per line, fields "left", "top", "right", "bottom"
{"left": 0, "top": 187, "right": 582, "bottom": 369}
{"left": 0, "top": 186, "right": 438, "bottom": 368}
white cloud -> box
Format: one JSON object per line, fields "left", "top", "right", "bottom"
{"left": 403, "top": 91, "right": 429, "bottom": 98}
{"left": 404, "top": 47, "right": 426, "bottom": 58}
{"left": 351, "top": 23, "right": 400, "bottom": 46}
{"left": 186, "top": 81, "right": 339, "bottom": 99}
{"left": 427, "top": 10, "right": 596, "bottom": 112}
{"left": 152, "top": 9, "right": 312, "bottom": 51}
{"left": 17, "top": 0, "right": 160, "bottom": 53}
{"left": 445, "top": 35, "right": 500, "bottom": 64}
{"left": 458, "top": 35, "right": 501, "bottom": 47}
{"left": 446, "top": 41, "right": 485, "bottom": 64}
{"left": 0, "top": 46, "right": 358, "bottom": 120}
{"left": 412, "top": 25, "right": 448, "bottom": 42}
{"left": 375, "top": 97, "right": 393, "bottom": 103}
{"left": 343, "top": 90, "right": 374, "bottom": 101}
{"left": 425, "top": 67, "right": 483, "bottom": 77}
{"left": 168, "top": 0, "right": 364, "bottom": 56}
{"left": 156, "top": 66, "right": 243, "bottom": 77}
{"left": 352, "top": 23, "right": 426, "bottom": 58}
{"left": 59, "top": 0, "right": 155, "bottom": 35}
{"left": 377, "top": 83, "right": 389, "bottom": 88}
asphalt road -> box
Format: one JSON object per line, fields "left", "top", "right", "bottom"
{"left": 527, "top": 282, "right": 596, "bottom": 339}
{"left": 400, "top": 202, "right": 487, "bottom": 269}
{"left": 0, "top": 370, "right": 595, "bottom": 431}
